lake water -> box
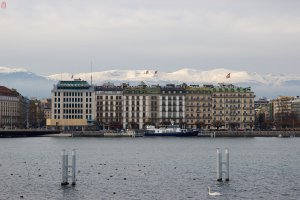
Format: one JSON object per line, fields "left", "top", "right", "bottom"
{"left": 0, "top": 137, "right": 299, "bottom": 200}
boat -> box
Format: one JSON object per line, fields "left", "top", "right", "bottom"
{"left": 144, "top": 123, "right": 199, "bottom": 137}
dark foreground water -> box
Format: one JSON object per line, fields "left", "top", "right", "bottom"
{"left": 0, "top": 137, "right": 299, "bottom": 200}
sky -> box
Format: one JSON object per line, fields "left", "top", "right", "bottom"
{"left": 0, "top": 0, "right": 300, "bottom": 75}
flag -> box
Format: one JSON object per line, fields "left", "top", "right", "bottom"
{"left": 226, "top": 73, "right": 230, "bottom": 79}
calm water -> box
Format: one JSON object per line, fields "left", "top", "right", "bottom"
{"left": 0, "top": 137, "right": 299, "bottom": 200}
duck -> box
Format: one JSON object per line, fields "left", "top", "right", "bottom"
{"left": 208, "top": 186, "right": 221, "bottom": 196}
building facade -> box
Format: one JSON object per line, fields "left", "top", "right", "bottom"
{"left": 185, "top": 85, "right": 212, "bottom": 129}
{"left": 95, "top": 83, "right": 123, "bottom": 130}
{"left": 0, "top": 86, "right": 22, "bottom": 128}
{"left": 48, "top": 80, "right": 256, "bottom": 131}
{"left": 47, "top": 80, "right": 95, "bottom": 130}
{"left": 160, "top": 84, "right": 186, "bottom": 127}
{"left": 122, "top": 82, "right": 161, "bottom": 129}
{"left": 211, "top": 84, "right": 255, "bottom": 130}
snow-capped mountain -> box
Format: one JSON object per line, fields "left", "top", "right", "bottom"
{"left": 48, "top": 68, "right": 300, "bottom": 87}
{"left": 0, "top": 66, "right": 54, "bottom": 98}
{"left": 0, "top": 66, "right": 300, "bottom": 98}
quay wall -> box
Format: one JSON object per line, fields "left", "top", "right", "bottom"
{"left": 199, "top": 130, "right": 300, "bottom": 137}
{"left": 1, "top": 130, "right": 300, "bottom": 138}
{"left": 0, "top": 129, "right": 61, "bottom": 138}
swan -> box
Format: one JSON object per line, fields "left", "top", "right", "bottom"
{"left": 208, "top": 186, "right": 222, "bottom": 196}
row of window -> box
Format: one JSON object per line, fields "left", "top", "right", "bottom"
{"left": 186, "top": 108, "right": 211, "bottom": 111}
{"left": 53, "top": 109, "right": 92, "bottom": 114}
{"left": 186, "top": 119, "right": 211, "bottom": 124}
{"left": 96, "top": 113, "right": 122, "bottom": 117}
{"left": 97, "top": 102, "right": 122, "bottom": 106}
{"left": 55, "top": 92, "right": 92, "bottom": 96}
{"left": 54, "top": 114, "right": 92, "bottom": 119}
{"left": 97, "top": 96, "right": 122, "bottom": 100}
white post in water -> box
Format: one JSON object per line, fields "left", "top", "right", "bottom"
{"left": 217, "top": 148, "right": 222, "bottom": 182}
{"left": 61, "top": 149, "right": 77, "bottom": 186}
{"left": 61, "top": 150, "right": 68, "bottom": 185}
{"left": 71, "top": 149, "right": 76, "bottom": 185}
{"left": 225, "top": 148, "right": 229, "bottom": 181}
{"left": 216, "top": 148, "right": 230, "bottom": 182}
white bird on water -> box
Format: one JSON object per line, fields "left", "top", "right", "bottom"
{"left": 208, "top": 186, "right": 222, "bottom": 196}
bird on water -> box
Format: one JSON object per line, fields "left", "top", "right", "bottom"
{"left": 208, "top": 186, "right": 222, "bottom": 196}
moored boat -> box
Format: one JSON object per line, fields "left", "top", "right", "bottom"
{"left": 144, "top": 124, "right": 198, "bottom": 137}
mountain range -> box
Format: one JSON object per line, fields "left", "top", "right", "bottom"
{"left": 0, "top": 66, "right": 299, "bottom": 99}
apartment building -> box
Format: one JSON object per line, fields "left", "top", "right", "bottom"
{"left": 185, "top": 85, "right": 212, "bottom": 129}
{"left": 40, "top": 98, "right": 52, "bottom": 120}
{"left": 122, "top": 82, "right": 161, "bottom": 129}
{"left": 160, "top": 84, "right": 185, "bottom": 127}
{"left": 95, "top": 83, "right": 123, "bottom": 130}
{"left": 0, "top": 86, "right": 22, "bottom": 128}
{"left": 211, "top": 84, "right": 255, "bottom": 130}
{"left": 270, "top": 96, "right": 299, "bottom": 129}
{"left": 291, "top": 97, "right": 300, "bottom": 120}
{"left": 272, "top": 96, "right": 294, "bottom": 121}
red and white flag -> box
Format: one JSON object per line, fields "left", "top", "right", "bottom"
{"left": 226, "top": 73, "right": 231, "bottom": 79}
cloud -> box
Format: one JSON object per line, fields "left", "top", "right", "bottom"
{"left": 0, "top": 0, "right": 300, "bottom": 74}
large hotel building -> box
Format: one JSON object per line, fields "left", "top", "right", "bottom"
{"left": 47, "top": 80, "right": 255, "bottom": 130}
{"left": 46, "top": 80, "right": 95, "bottom": 131}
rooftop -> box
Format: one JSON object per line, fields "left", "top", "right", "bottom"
{"left": 0, "top": 86, "right": 18, "bottom": 97}
{"left": 57, "top": 79, "right": 91, "bottom": 90}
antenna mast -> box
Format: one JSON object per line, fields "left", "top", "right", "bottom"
{"left": 90, "top": 61, "right": 93, "bottom": 85}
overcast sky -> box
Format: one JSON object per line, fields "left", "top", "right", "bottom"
{"left": 1, "top": 0, "right": 300, "bottom": 75}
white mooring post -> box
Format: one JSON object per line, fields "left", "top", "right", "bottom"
{"left": 61, "top": 149, "right": 68, "bottom": 185}
{"left": 71, "top": 149, "right": 76, "bottom": 185}
{"left": 217, "top": 148, "right": 222, "bottom": 182}
{"left": 216, "top": 148, "right": 230, "bottom": 182}
{"left": 225, "top": 148, "right": 229, "bottom": 181}
{"left": 61, "top": 149, "right": 76, "bottom": 186}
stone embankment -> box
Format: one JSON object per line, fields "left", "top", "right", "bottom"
{"left": 199, "top": 130, "right": 300, "bottom": 137}
{"left": 0, "top": 129, "right": 61, "bottom": 137}
{"left": 67, "top": 130, "right": 132, "bottom": 137}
